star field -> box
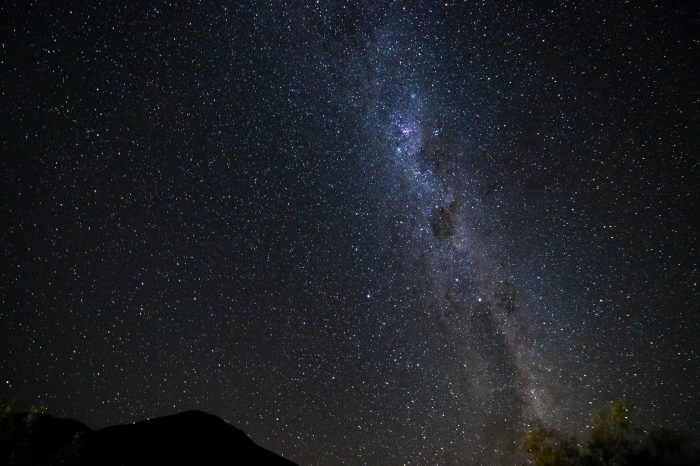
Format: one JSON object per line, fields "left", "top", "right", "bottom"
{"left": 1, "top": 2, "right": 698, "bottom": 464}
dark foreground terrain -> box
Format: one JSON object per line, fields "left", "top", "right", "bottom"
{"left": 0, "top": 409, "right": 297, "bottom": 465}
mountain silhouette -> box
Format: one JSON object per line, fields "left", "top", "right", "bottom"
{"left": 1, "top": 409, "right": 297, "bottom": 465}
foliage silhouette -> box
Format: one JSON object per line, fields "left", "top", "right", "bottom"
{"left": 522, "top": 400, "right": 699, "bottom": 466}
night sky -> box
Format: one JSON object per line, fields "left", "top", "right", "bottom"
{"left": 1, "top": 1, "right": 698, "bottom": 464}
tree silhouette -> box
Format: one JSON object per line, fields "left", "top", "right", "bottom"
{"left": 0, "top": 399, "right": 87, "bottom": 465}
{"left": 522, "top": 400, "right": 699, "bottom": 466}
{"left": 522, "top": 425, "right": 582, "bottom": 465}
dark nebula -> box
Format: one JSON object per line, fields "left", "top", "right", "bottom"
{"left": 1, "top": 2, "right": 697, "bottom": 464}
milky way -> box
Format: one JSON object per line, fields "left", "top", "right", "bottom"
{"left": 337, "top": 21, "right": 560, "bottom": 460}
{"left": 1, "top": 2, "right": 698, "bottom": 465}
